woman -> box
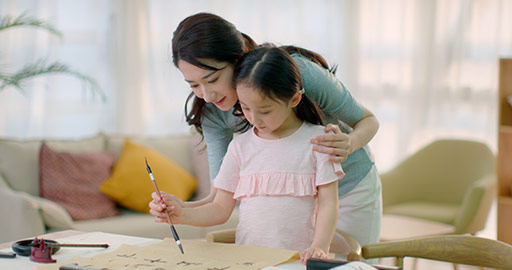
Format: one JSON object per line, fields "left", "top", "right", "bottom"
{"left": 150, "top": 12, "right": 382, "bottom": 248}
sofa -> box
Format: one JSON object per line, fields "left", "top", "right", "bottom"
{"left": 0, "top": 133, "right": 239, "bottom": 243}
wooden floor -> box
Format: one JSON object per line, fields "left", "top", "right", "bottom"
{"left": 378, "top": 201, "right": 498, "bottom": 270}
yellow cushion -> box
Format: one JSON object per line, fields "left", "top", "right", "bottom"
{"left": 100, "top": 139, "right": 197, "bottom": 213}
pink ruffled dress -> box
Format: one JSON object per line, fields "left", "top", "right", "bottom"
{"left": 214, "top": 122, "right": 343, "bottom": 251}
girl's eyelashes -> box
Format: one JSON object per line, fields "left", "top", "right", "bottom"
{"left": 241, "top": 107, "right": 270, "bottom": 115}
{"left": 208, "top": 77, "right": 219, "bottom": 84}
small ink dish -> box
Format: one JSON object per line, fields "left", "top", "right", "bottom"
{"left": 12, "top": 239, "right": 60, "bottom": 256}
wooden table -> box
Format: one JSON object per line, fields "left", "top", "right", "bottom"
{"left": 0, "top": 231, "right": 311, "bottom": 270}
{"left": 0, "top": 231, "right": 161, "bottom": 270}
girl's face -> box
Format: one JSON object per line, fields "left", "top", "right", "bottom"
{"left": 237, "top": 83, "right": 301, "bottom": 139}
{"left": 178, "top": 59, "right": 237, "bottom": 111}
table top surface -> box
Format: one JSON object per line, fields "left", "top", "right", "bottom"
{"left": 0, "top": 230, "right": 305, "bottom": 270}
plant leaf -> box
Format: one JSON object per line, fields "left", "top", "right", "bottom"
{"left": 0, "top": 12, "right": 62, "bottom": 37}
{"left": 0, "top": 59, "right": 106, "bottom": 102}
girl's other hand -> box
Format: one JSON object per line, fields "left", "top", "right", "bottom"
{"left": 311, "top": 124, "right": 352, "bottom": 163}
{"left": 300, "top": 246, "right": 329, "bottom": 264}
{"left": 148, "top": 191, "right": 185, "bottom": 223}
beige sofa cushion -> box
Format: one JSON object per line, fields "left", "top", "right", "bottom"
{"left": 73, "top": 207, "right": 240, "bottom": 240}
{"left": 0, "top": 135, "right": 105, "bottom": 196}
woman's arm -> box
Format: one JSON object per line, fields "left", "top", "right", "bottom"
{"left": 151, "top": 189, "right": 236, "bottom": 227}
{"left": 313, "top": 106, "right": 379, "bottom": 163}
{"left": 293, "top": 54, "right": 379, "bottom": 163}
{"left": 300, "top": 181, "right": 339, "bottom": 263}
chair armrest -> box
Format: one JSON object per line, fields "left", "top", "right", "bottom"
{"left": 361, "top": 235, "right": 512, "bottom": 269}
{"left": 334, "top": 229, "right": 362, "bottom": 261}
{"left": 454, "top": 174, "right": 495, "bottom": 234}
{"left": 206, "top": 229, "right": 236, "bottom": 243}
{"left": 0, "top": 186, "right": 45, "bottom": 242}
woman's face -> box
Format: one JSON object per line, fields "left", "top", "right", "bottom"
{"left": 177, "top": 59, "right": 238, "bottom": 111}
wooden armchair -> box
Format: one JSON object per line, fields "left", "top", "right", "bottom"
{"left": 206, "top": 228, "right": 362, "bottom": 261}
{"left": 361, "top": 235, "right": 512, "bottom": 269}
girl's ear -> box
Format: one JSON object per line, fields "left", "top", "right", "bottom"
{"left": 290, "top": 91, "right": 302, "bottom": 108}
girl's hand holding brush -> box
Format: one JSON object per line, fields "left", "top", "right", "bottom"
{"left": 149, "top": 191, "right": 185, "bottom": 223}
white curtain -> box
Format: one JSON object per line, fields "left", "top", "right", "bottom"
{"left": 349, "top": 0, "right": 512, "bottom": 170}
{"left": 0, "top": 0, "right": 511, "bottom": 171}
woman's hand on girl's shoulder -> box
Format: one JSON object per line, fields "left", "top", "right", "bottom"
{"left": 148, "top": 191, "right": 185, "bottom": 223}
{"left": 300, "top": 246, "right": 329, "bottom": 264}
{"left": 311, "top": 123, "right": 352, "bottom": 163}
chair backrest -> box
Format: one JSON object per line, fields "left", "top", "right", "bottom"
{"left": 382, "top": 139, "right": 495, "bottom": 206}
{"left": 361, "top": 235, "right": 512, "bottom": 269}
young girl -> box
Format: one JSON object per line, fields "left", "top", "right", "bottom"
{"left": 150, "top": 12, "right": 381, "bottom": 250}
{"left": 158, "top": 46, "right": 342, "bottom": 263}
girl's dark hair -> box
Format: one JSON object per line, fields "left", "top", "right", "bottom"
{"left": 173, "top": 12, "right": 257, "bottom": 135}
{"left": 234, "top": 45, "right": 323, "bottom": 126}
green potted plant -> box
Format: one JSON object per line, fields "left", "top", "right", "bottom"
{"left": 0, "top": 12, "right": 105, "bottom": 100}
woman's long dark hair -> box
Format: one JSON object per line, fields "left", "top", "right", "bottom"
{"left": 173, "top": 12, "right": 257, "bottom": 135}
{"left": 234, "top": 45, "right": 323, "bottom": 126}
{"left": 173, "top": 13, "right": 335, "bottom": 135}
{"left": 280, "top": 45, "right": 338, "bottom": 74}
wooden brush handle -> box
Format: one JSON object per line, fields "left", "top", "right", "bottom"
{"left": 54, "top": 244, "right": 109, "bottom": 248}
{"left": 29, "top": 243, "right": 109, "bottom": 248}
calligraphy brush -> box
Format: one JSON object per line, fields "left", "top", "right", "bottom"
{"left": 28, "top": 243, "right": 109, "bottom": 248}
{"left": 145, "top": 157, "right": 184, "bottom": 254}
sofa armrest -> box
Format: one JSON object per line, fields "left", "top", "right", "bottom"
{"left": 28, "top": 196, "right": 75, "bottom": 230}
{"left": 0, "top": 184, "right": 45, "bottom": 242}
{"left": 0, "top": 173, "right": 9, "bottom": 189}
{"left": 0, "top": 173, "right": 74, "bottom": 234}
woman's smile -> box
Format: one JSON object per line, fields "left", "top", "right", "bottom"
{"left": 214, "top": 96, "right": 226, "bottom": 106}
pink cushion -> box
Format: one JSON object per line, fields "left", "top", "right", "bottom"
{"left": 39, "top": 142, "right": 120, "bottom": 220}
